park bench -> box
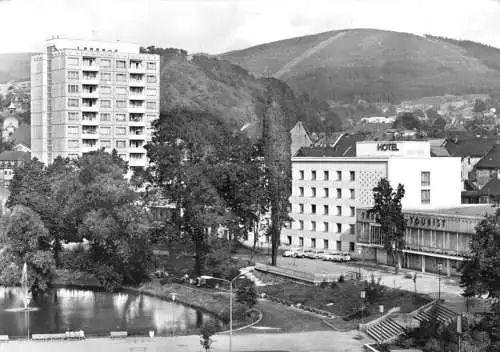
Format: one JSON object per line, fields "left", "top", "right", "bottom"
{"left": 32, "top": 333, "right": 67, "bottom": 341}
{"left": 0, "top": 335, "right": 9, "bottom": 341}
{"left": 110, "top": 331, "right": 128, "bottom": 338}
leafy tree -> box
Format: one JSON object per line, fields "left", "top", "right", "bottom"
{"left": 393, "top": 112, "right": 421, "bottom": 130}
{"left": 460, "top": 208, "right": 500, "bottom": 299}
{"left": 199, "top": 322, "right": 216, "bottom": 352}
{"left": 2, "top": 205, "right": 55, "bottom": 295}
{"left": 236, "top": 281, "right": 258, "bottom": 308}
{"left": 474, "top": 99, "right": 487, "bottom": 113}
{"left": 145, "top": 109, "right": 265, "bottom": 275}
{"left": 368, "top": 178, "right": 406, "bottom": 270}
{"left": 262, "top": 94, "right": 292, "bottom": 266}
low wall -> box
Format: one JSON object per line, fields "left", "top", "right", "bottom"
{"left": 255, "top": 263, "right": 356, "bottom": 284}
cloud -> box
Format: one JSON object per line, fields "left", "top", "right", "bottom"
{"left": 0, "top": 0, "right": 500, "bottom": 54}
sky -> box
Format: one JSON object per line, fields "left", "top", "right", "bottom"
{"left": 0, "top": 0, "right": 500, "bottom": 54}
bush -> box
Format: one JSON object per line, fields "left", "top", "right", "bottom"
{"left": 236, "top": 282, "right": 258, "bottom": 308}
{"left": 200, "top": 322, "right": 217, "bottom": 352}
{"left": 0, "top": 262, "right": 20, "bottom": 286}
{"left": 94, "top": 264, "right": 123, "bottom": 292}
{"left": 364, "top": 274, "right": 386, "bottom": 304}
{"left": 59, "top": 249, "right": 93, "bottom": 272}
{"left": 338, "top": 275, "right": 345, "bottom": 283}
{"left": 220, "top": 303, "right": 248, "bottom": 323}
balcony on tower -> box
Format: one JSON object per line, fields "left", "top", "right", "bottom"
{"left": 82, "top": 112, "right": 98, "bottom": 124}
{"left": 82, "top": 71, "right": 98, "bottom": 84}
{"left": 129, "top": 87, "right": 145, "bottom": 100}
{"left": 82, "top": 98, "right": 99, "bottom": 112}
{"left": 129, "top": 73, "right": 145, "bottom": 86}
{"left": 129, "top": 126, "right": 145, "bottom": 139}
{"left": 82, "top": 57, "right": 99, "bottom": 70}
{"left": 128, "top": 153, "right": 146, "bottom": 167}
{"left": 129, "top": 113, "right": 144, "bottom": 124}
{"left": 82, "top": 84, "right": 98, "bottom": 98}
{"left": 129, "top": 140, "right": 145, "bottom": 153}
{"left": 82, "top": 126, "right": 98, "bottom": 139}
{"left": 129, "top": 59, "right": 145, "bottom": 73}
{"left": 129, "top": 100, "right": 145, "bottom": 113}
{"left": 81, "top": 139, "right": 98, "bottom": 153}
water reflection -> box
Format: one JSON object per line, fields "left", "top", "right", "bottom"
{"left": 0, "top": 287, "right": 223, "bottom": 337}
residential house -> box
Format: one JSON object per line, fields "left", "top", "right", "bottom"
{"left": 473, "top": 142, "right": 500, "bottom": 189}
{"left": 0, "top": 150, "right": 31, "bottom": 189}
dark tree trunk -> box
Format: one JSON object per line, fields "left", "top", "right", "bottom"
{"left": 193, "top": 229, "right": 206, "bottom": 276}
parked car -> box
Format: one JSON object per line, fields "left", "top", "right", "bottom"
{"left": 341, "top": 252, "right": 352, "bottom": 261}
{"left": 283, "top": 248, "right": 305, "bottom": 258}
{"left": 319, "top": 251, "right": 336, "bottom": 260}
{"left": 324, "top": 252, "right": 342, "bottom": 261}
{"left": 311, "top": 250, "right": 326, "bottom": 259}
{"left": 302, "top": 249, "right": 316, "bottom": 259}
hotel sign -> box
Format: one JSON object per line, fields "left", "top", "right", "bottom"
{"left": 376, "top": 143, "right": 400, "bottom": 152}
{"left": 405, "top": 215, "right": 446, "bottom": 229}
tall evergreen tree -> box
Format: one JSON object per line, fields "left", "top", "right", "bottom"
{"left": 262, "top": 95, "right": 291, "bottom": 266}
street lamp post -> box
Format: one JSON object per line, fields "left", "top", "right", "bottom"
{"left": 437, "top": 263, "right": 443, "bottom": 301}
{"left": 205, "top": 269, "right": 254, "bottom": 352}
{"left": 357, "top": 247, "right": 362, "bottom": 280}
{"left": 170, "top": 292, "right": 177, "bottom": 336}
{"left": 360, "top": 290, "right": 366, "bottom": 324}
{"left": 24, "top": 296, "right": 31, "bottom": 340}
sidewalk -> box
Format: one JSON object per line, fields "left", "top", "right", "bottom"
{"left": 2, "top": 331, "right": 370, "bottom": 352}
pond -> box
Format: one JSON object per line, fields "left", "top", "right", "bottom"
{"left": 0, "top": 286, "right": 224, "bottom": 338}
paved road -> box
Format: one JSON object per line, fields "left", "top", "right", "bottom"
{"left": 241, "top": 299, "right": 330, "bottom": 334}
{"left": 1, "top": 331, "right": 370, "bottom": 352}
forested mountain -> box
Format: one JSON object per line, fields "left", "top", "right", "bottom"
{"left": 221, "top": 28, "right": 500, "bottom": 104}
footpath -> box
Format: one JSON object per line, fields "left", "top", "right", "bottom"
{"left": 2, "top": 331, "right": 369, "bottom": 352}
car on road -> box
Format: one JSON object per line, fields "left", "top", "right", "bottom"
{"left": 341, "top": 252, "right": 352, "bottom": 261}
{"left": 323, "top": 252, "right": 342, "bottom": 261}
{"left": 311, "top": 250, "right": 326, "bottom": 259}
{"left": 302, "top": 249, "right": 316, "bottom": 259}
{"left": 283, "top": 248, "right": 305, "bottom": 258}
{"left": 318, "top": 251, "right": 335, "bottom": 260}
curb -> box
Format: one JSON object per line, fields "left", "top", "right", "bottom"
{"left": 217, "top": 309, "right": 263, "bottom": 334}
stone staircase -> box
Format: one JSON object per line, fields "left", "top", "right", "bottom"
{"left": 413, "top": 302, "right": 457, "bottom": 325}
{"left": 365, "top": 317, "right": 404, "bottom": 343}
{"left": 241, "top": 266, "right": 267, "bottom": 287}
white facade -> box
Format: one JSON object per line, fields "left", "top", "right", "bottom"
{"left": 282, "top": 141, "right": 462, "bottom": 252}
{"left": 30, "top": 38, "right": 160, "bottom": 168}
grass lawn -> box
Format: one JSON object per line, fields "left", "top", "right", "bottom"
{"left": 259, "top": 276, "right": 432, "bottom": 330}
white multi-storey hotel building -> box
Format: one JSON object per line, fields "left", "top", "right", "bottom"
{"left": 31, "top": 38, "right": 160, "bottom": 169}
{"left": 282, "top": 141, "right": 462, "bottom": 253}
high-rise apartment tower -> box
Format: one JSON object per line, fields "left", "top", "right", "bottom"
{"left": 31, "top": 38, "right": 160, "bottom": 169}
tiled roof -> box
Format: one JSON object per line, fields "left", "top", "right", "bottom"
{"left": 475, "top": 143, "right": 500, "bottom": 169}
{"left": 444, "top": 137, "right": 497, "bottom": 158}
{"left": 0, "top": 150, "right": 30, "bottom": 162}
{"left": 479, "top": 178, "right": 500, "bottom": 196}
{"left": 295, "top": 133, "right": 366, "bottom": 157}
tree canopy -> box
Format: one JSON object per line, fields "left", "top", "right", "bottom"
{"left": 460, "top": 208, "right": 500, "bottom": 299}
{"left": 368, "top": 178, "right": 406, "bottom": 268}
{"left": 144, "top": 109, "right": 267, "bottom": 275}
{"left": 4, "top": 150, "right": 154, "bottom": 291}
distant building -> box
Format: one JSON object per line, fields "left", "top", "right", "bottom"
{"left": 357, "top": 204, "right": 495, "bottom": 276}
{"left": 444, "top": 137, "right": 497, "bottom": 187}
{"left": 0, "top": 151, "right": 30, "bottom": 190}
{"left": 30, "top": 38, "right": 160, "bottom": 171}
{"left": 282, "top": 141, "right": 462, "bottom": 252}
{"left": 290, "top": 121, "right": 312, "bottom": 156}
{"left": 473, "top": 142, "right": 500, "bottom": 189}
